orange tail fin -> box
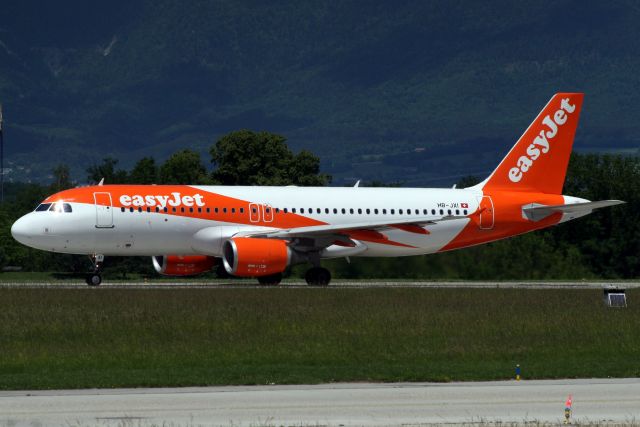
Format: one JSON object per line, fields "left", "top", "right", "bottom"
{"left": 480, "top": 93, "right": 584, "bottom": 194}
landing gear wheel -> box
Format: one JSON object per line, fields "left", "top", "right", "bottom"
{"left": 257, "top": 273, "right": 282, "bottom": 286}
{"left": 305, "top": 267, "right": 331, "bottom": 286}
{"left": 86, "top": 254, "right": 105, "bottom": 286}
{"left": 86, "top": 274, "right": 102, "bottom": 286}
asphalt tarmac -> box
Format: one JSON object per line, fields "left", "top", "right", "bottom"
{"left": 1, "top": 280, "right": 639, "bottom": 289}
{"left": 1, "top": 379, "right": 639, "bottom": 426}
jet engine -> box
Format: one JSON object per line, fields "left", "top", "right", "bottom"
{"left": 223, "top": 237, "right": 291, "bottom": 277}
{"left": 152, "top": 255, "right": 217, "bottom": 276}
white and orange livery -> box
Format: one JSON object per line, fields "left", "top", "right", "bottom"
{"left": 11, "top": 93, "right": 623, "bottom": 285}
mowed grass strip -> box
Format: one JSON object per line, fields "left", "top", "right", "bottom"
{"left": 0, "top": 287, "right": 638, "bottom": 390}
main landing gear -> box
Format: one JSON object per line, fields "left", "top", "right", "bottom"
{"left": 255, "top": 267, "right": 331, "bottom": 286}
{"left": 304, "top": 267, "right": 331, "bottom": 286}
{"left": 86, "top": 254, "right": 104, "bottom": 286}
{"left": 257, "top": 272, "right": 283, "bottom": 286}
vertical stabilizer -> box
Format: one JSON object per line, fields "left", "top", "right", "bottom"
{"left": 480, "top": 93, "right": 583, "bottom": 194}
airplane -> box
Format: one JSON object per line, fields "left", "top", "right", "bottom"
{"left": 11, "top": 93, "right": 623, "bottom": 286}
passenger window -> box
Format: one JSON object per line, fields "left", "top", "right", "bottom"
{"left": 391, "top": 209, "right": 395, "bottom": 214}
{"left": 301, "top": 208, "right": 305, "bottom": 214}
{"left": 198, "top": 207, "right": 202, "bottom": 213}
{"left": 139, "top": 207, "right": 143, "bottom": 213}
{"left": 317, "top": 208, "right": 321, "bottom": 214}
{"left": 283, "top": 208, "right": 288, "bottom": 213}
{"left": 275, "top": 208, "right": 280, "bottom": 213}
{"left": 382, "top": 209, "right": 387, "bottom": 214}
{"left": 464, "top": 210, "right": 468, "bottom": 215}
{"left": 399, "top": 209, "right": 403, "bottom": 214}
{"left": 431, "top": 209, "right": 436, "bottom": 215}
{"left": 180, "top": 207, "right": 184, "bottom": 213}
{"left": 155, "top": 207, "right": 160, "bottom": 213}
{"left": 333, "top": 208, "right": 338, "bottom": 214}
{"left": 455, "top": 209, "right": 459, "bottom": 215}
{"left": 350, "top": 208, "right": 354, "bottom": 214}
{"left": 423, "top": 209, "right": 427, "bottom": 215}
{"left": 231, "top": 208, "right": 235, "bottom": 214}
{"left": 448, "top": 209, "right": 452, "bottom": 215}
{"left": 164, "top": 207, "right": 168, "bottom": 213}
{"left": 374, "top": 209, "right": 378, "bottom": 214}
{"left": 121, "top": 207, "right": 125, "bottom": 212}
{"left": 189, "top": 207, "right": 193, "bottom": 213}
{"left": 292, "top": 208, "right": 297, "bottom": 213}
{"left": 223, "top": 208, "right": 227, "bottom": 213}
{"left": 439, "top": 209, "right": 443, "bottom": 215}
{"left": 131, "top": 207, "right": 135, "bottom": 213}
{"left": 366, "top": 209, "right": 370, "bottom": 214}
{"left": 358, "top": 208, "right": 362, "bottom": 214}
{"left": 341, "top": 208, "right": 345, "bottom": 214}
{"left": 147, "top": 207, "right": 151, "bottom": 213}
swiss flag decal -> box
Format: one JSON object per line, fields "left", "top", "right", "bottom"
{"left": 461, "top": 202, "right": 469, "bottom": 208}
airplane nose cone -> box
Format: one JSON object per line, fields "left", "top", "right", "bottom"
{"left": 11, "top": 215, "right": 33, "bottom": 245}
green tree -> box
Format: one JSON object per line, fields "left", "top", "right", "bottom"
{"left": 50, "top": 164, "right": 73, "bottom": 192}
{"left": 86, "top": 158, "right": 129, "bottom": 184}
{"left": 456, "top": 175, "right": 481, "bottom": 188}
{"left": 159, "top": 150, "right": 210, "bottom": 185}
{"left": 553, "top": 153, "right": 638, "bottom": 278}
{"left": 129, "top": 157, "right": 159, "bottom": 184}
{"left": 210, "top": 130, "right": 331, "bottom": 186}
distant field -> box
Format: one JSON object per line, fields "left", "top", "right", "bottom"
{"left": 0, "top": 287, "right": 638, "bottom": 390}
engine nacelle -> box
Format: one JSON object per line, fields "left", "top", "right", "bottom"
{"left": 223, "top": 237, "right": 291, "bottom": 277}
{"left": 152, "top": 255, "right": 217, "bottom": 276}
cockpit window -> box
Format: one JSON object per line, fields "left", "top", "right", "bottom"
{"left": 35, "top": 202, "right": 72, "bottom": 212}
{"left": 49, "top": 202, "right": 73, "bottom": 213}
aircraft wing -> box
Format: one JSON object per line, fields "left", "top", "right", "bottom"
{"left": 522, "top": 200, "right": 624, "bottom": 222}
{"left": 236, "top": 213, "right": 469, "bottom": 240}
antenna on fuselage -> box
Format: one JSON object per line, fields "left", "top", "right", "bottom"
{"left": 354, "top": 180, "right": 360, "bottom": 188}
{"left": 98, "top": 177, "right": 104, "bottom": 186}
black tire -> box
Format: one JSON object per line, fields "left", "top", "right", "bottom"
{"left": 305, "top": 267, "right": 331, "bottom": 286}
{"left": 257, "top": 273, "right": 282, "bottom": 286}
{"left": 86, "top": 274, "right": 102, "bottom": 286}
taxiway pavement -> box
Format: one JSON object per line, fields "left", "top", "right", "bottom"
{"left": 1, "top": 280, "right": 639, "bottom": 289}
{"left": 1, "top": 378, "right": 639, "bottom": 426}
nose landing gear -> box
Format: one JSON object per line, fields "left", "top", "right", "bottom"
{"left": 86, "top": 254, "right": 104, "bottom": 286}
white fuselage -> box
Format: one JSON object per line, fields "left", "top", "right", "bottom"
{"left": 12, "top": 185, "right": 490, "bottom": 258}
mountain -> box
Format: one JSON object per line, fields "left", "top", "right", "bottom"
{"left": 1, "top": 0, "right": 640, "bottom": 185}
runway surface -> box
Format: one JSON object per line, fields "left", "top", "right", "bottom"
{"left": 1, "top": 280, "right": 639, "bottom": 289}
{"left": 2, "top": 379, "right": 639, "bottom": 426}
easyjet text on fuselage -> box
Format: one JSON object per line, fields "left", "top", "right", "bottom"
{"left": 119, "top": 192, "right": 205, "bottom": 208}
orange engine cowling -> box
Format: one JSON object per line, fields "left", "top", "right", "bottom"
{"left": 223, "top": 237, "right": 290, "bottom": 277}
{"left": 152, "top": 255, "right": 217, "bottom": 276}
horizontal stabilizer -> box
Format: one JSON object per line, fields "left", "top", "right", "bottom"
{"left": 522, "top": 200, "right": 624, "bottom": 222}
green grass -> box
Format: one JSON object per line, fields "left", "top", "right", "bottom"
{"left": 0, "top": 287, "right": 638, "bottom": 390}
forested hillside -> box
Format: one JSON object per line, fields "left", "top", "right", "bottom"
{"left": 1, "top": 1, "right": 640, "bottom": 184}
